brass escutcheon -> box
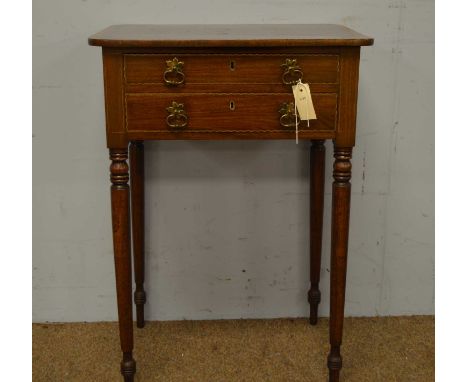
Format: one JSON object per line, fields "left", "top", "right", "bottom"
{"left": 278, "top": 102, "right": 297, "bottom": 127}
{"left": 163, "top": 57, "right": 185, "bottom": 86}
{"left": 281, "top": 58, "right": 303, "bottom": 85}
{"left": 166, "top": 101, "right": 188, "bottom": 128}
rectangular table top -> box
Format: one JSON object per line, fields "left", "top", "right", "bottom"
{"left": 88, "top": 24, "right": 373, "bottom": 48}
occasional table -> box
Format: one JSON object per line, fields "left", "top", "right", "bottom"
{"left": 88, "top": 24, "right": 373, "bottom": 382}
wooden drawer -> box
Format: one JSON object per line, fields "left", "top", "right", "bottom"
{"left": 124, "top": 54, "right": 339, "bottom": 90}
{"left": 125, "top": 93, "right": 337, "bottom": 133}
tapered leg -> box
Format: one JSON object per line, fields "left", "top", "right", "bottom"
{"left": 327, "top": 146, "right": 352, "bottom": 382}
{"left": 308, "top": 140, "right": 326, "bottom": 325}
{"left": 110, "top": 148, "right": 136, "bottom": 382}
{"left": 130, "top": 141, "right": 146, "bottom": 328}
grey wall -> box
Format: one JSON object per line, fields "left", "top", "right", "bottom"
{"left": 33, "top": 0, "right": 434, "bottom": 322}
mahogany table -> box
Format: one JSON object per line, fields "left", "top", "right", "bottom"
{"left": 89, "top": 24, "right": 373, "bottom": 382}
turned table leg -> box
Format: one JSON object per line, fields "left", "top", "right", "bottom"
{"left": 308, "top": 140, "right": 326, "bottom": 325}
{"left": 110, "top": 148, "right": 136, "bottom": 382}
{"left": 327, "top": 146, "right": 352, "bottom": 382}
{"left": 130, "top": 141, "right": 146, "bottom": 328}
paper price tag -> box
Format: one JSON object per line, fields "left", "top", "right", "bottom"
{"left": 292, "top": 82, "right": 317, "bottom": 121}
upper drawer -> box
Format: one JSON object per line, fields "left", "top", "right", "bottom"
{"left": 124, "top": 54, "right": 339, "bottom": 88}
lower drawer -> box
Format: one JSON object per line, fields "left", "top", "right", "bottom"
{"left": 125, "top": 93, "right": 337, "bottom": 133}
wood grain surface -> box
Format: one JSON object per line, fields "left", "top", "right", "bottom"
{"left": 89, "top": 24, "right": 374, "bottom": 48}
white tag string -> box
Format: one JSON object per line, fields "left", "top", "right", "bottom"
{"left": 295, "top": 79, "right": 302, "bottom": 144}
{"left": 295, "top": 97, "right": 298, "bottom": 144}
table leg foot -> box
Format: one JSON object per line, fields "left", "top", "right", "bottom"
{"left": 308, "top": 289, "right": 321, "bottom": 325}
{"left": 121, "top": 352, "right": 136, "bottom": 382}
{"left": 134, "top": 290, "right": 146, "bottom": 328}
{"left": 327, "top": 346, "right": 342, "bottom": 382}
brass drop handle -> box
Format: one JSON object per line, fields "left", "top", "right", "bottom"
{"left": 281, "top": 58, "right": 303, "bottom": 85}
{"left": 278, "top": 102, "right": 297, "bottom": 127}
{"left": 166, "top": 101, "right": 188, "bottom": 128}
{"left": 163, "top": 57, "right": 185, "bottom": 86}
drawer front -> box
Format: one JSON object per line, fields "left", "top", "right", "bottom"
{"left": 124, "top": 54, "right": 339, "bottom": 88}
{"left": 125, "top": 93, "right": 337, "bottom": 133}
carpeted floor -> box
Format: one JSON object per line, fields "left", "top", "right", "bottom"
{"left": 32, "top": 316, "right": 434, "bottom": 381}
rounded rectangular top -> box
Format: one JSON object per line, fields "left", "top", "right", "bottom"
{"left": 88, "top": 24, "right": 374, "bottom": 48}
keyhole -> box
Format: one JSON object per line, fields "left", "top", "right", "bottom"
{"left": 229, "top": 101, "right": 235, "bottom": 110}
{"left": 229, "top": 60, "right": 236, "bottom": 71}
